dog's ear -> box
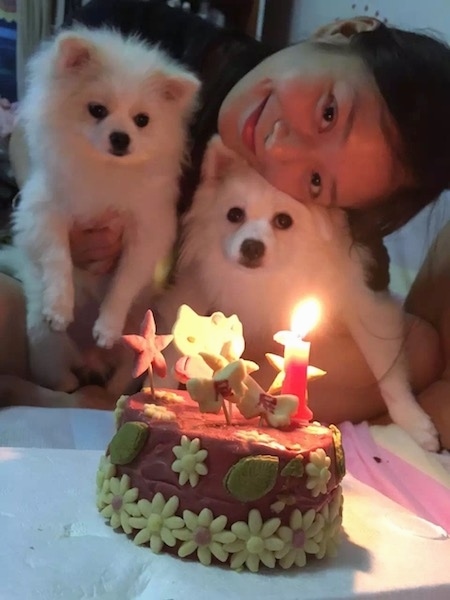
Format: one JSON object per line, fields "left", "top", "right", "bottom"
{"left": 201, "top": 135, "right": 242, "bottom": 182}
{"left": 56, "top": 35, "right": 96, "bottom": 73}
{"left": 154, "top": 70, "right": 200, "bottom": 113}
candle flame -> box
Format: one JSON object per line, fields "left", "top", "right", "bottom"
{"left": 291, "top": 298, "right": 321, "bottom": 338}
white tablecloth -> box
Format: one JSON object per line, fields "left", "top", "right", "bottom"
{"left": 0, "top": 406, "right": 115, "bottom": 450}
{"left": 1, "top": 446, "right": 449, "bottom": 600}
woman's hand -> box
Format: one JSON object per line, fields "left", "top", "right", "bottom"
{"left": 69, "top": 210, "right": 124, "bottom": 275}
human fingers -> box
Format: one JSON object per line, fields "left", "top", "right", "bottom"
{"left": 71, "top": 226, "right": 123, "bottom": 270}
{"left": 82, "top": 258, "right": 118, "bottom": 276}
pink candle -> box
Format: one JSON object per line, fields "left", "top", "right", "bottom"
{"left": 274, "top": 299, "right": 321, "bottom": 422}
{"left": 281, "top": 336, "right": 312, "bottom": 422}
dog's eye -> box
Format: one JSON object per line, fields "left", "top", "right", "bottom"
{"left": 88, "top": 103, "right": 108, "bottom": 120}
{"left": 273, "top": 213, "right": 293, "bottom": 230}
{"left": 134, "top": 113, "right": 150, "bottom": 128}
{"left": 227, "top": 207, "right": 245, "bottom": 223}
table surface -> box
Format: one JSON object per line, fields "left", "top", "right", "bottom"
{"left": 1, "top": 447, "right": 449, "bottom": 600}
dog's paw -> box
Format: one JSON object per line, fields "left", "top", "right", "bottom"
{"left": 391, "top": 404, "right": 440, "bottom": 452}
{"left": 42, "top": 297, "right": 74, "bottom": 331}
{"left": 93, "top": 319, "right": 121, "bottom": 349}
{"left": 43, "top": 311, "right": 71, "bottom": 332}
{"left": 407, "top": 418, "right": 440, "bottom": 452}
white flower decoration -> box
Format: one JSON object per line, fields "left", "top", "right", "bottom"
{"left": 305, "top": 448, "right": 331, "bottom": 497}
{"left": 234, "top": 430, "right": 285, "bottom": 450}
{"left": 275, "top": 508, "right": 325, "bottom": 568}
{"left": 129, "top": 493, "right": 185, "bottom": 553}
{"left": 144, "top": 403, "right": 176, "bottom": 421}
{"left": 317, "top": 487, "right": 343, "bottom": 559}
{"left": 172, "top": 435, "right": 208, "bottom": 487}
{"left": 114, "top": 395, "right": 128, "bottom": 428}
{"left": 98, "top": 474, "right": 140, "bottom": 534}
{"left": 96, "top": 454, "right": 116, "bottom": 501}
{"left": 153, "top": 389, "right": 185, "bottom": 403}
{"left": 175, "top": 508, "right": 236, "bottom": 565}
{"left": 224, "top": 509, "right": 284, "bottom": 572}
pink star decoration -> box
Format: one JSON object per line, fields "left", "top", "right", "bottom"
{"left": 122, "top": 310, "right": 173, "bottom": 379}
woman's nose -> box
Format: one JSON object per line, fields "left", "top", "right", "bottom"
{"left": 264, "top": 119, "right": 311, "bottom": 161}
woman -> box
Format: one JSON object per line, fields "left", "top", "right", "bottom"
{"left": 405, "top": 223, "right": 450, "bottom": 448}
{"left": 0, "top": 0, "right": 447, "bottom": 439}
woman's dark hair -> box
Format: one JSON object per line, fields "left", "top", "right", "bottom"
{"left": 346, "top": 24, "right": 450, "bottom": 241}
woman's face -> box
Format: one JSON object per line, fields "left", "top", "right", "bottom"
{"left": 218, "top": 41, "right": 407, "bottom": 209}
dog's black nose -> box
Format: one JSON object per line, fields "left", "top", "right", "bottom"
{"left": 240, "top": 238, "right": 265, "bottom": 267}
{"left": 109, "top": 130, "right": 130, "bottom": 154}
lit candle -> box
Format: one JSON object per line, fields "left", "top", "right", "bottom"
{"left": 274, "top": 299, "right": 321, "bottom": 422}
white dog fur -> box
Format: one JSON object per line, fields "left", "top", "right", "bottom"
{"left": 155, "top": 135, "right": 439, "bottom": 451}
{"left": 0, "top": 27, "right": 199, "bottom": 394}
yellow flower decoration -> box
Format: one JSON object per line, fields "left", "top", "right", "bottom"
{"left": 171, "top": 435, "right": 208, "bottom": 487}
{"left": 129, "top": 493, "right": 185, "bottom": 553}
{"left": 317, "top": 487, "right": 344, "bottom": 559}
{"left": 305, "top": 448, "right": 331, "bottom": 497}
{"left": 96, "top": 454, "right": 116, "bottom": 506}
{"left": 224, "top": 509, "right": 284, "bottom": 572}
{"left": 176, "top": 508, "right": 236, "bottom": 565}
{"left": 98, "top": 474, "right": 140, "bottom": 534}
{"left": 275, "top": 508, "right": 325, "bottom": 568}
{"left": 143, "top": 403, "right": 176, "bottom": 421}
{"left": 113, "top": 395, "right": 128, "bottom": 428}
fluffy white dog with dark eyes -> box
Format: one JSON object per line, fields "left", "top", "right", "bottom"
{"left": 155, "top": 134, "right": 439, "bottom": 451}
{"left": 0, "top": 27, "right": 199, "bottom": 393}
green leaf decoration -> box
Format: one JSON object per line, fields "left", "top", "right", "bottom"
{"left": 281, "top": 455, "right": 304, "bottom": 478}
{"left": 224, "top": 455, "right": 279, "bottom": 502}
{"left": 109, "top": 421, "right": 149, "bottom": 465}
{"left": 329, "top": 424, "right": 346, "bottom": 478}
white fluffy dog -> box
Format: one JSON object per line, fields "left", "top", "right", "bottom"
{"left": 156, "top": 135, "right": 439, "bottom": 451}
{"left": 0, "top": 27, "right": 199, "bottom": 393}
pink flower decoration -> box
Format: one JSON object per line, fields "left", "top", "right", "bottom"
{"left": 122, "top": 310, "right": 173, "bottom": 379}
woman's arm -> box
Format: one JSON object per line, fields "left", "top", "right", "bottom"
{"left": 405, "top": 222, "right": 450, "bottom": 448}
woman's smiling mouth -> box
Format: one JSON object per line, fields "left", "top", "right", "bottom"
{"left": 242, "top": 95, "right": 270, "bottom": 154}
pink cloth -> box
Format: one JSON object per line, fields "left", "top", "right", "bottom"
{"left": 340, "top": 421, "right": 450, "bottom": 532}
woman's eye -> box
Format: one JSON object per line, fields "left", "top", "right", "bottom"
{"left": 134, "top": 113, "right": 150, "bottom": 128}
{"left": 310, "top": 172, "right": 322, "bottom": 198}
{"left": 319, "top": 94, "right": 337, "bottom": 132}
{"left": 227, "top": 207, "right": 245, "bottom": 223}
{"left": 273, "top": 213, "right": 293, "bottom": 230}
{"left": 88, "top": 103, "right": 108, "bottom": 120}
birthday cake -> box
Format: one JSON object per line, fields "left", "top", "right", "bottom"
{"left": 96, "top": 306, "right": 345, "bottom": 572}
